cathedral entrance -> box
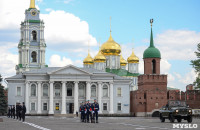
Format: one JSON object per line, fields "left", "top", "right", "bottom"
{"left": 66, "top": 103, "right": 74, "bottom": 114}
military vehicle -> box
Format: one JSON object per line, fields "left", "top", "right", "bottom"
{"left": 159, "top": 100, "right": 192, "bottom": 123}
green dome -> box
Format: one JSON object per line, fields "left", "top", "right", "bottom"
{"left": 143, "top": 47, "right": 161, "bottom": 58}
{"left": 143, "top": 27, "right": 161, "bottom": 59}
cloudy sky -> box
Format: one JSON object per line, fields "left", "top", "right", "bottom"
{"left": 0, "top": 0, "right": 200, "bottom": 91}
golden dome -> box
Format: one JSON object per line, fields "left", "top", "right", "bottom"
{"left": 83, "top": 53, "right": 94, "bottom": 65}
{"left": 101, "top": 33, "right": 121, "bottom": 56}
{"left": 120, "top": 55, "right": 127, "bottom": 66}
{"left": 94, "top": 49, "right": 106, "bottom": 62}
{"left": 127, "top": 49, "right": 139, "bottom": 63}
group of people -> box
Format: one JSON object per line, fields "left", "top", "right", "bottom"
{"left": 79, "top": 99, "right": 99, "bottom": 123}
{"left": 7, "top": 102, "right": 26, "bottom": 122}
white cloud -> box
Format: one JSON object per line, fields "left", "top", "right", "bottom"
{"left": 64, "top": 0, "right": 74, "bottom": 4}
{"left": 179, "top": 69, "right": 197, "bottom": 85}
{"left": 155, "top": 30, "right": 200, "bottom": 60}
{"left": 0, "top": 42, "right": 18, "bottom": 79}
{"left": 160, "top": 59, "right": 171, "bottom": 74}
{"left": 41, "top": 10, "right": 97, "bottom": 52}
{"left": 49, "top": 54, "right": 73, "bottom": 67}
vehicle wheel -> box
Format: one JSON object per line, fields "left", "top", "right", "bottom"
{"left": 177, "top": 118, "right": 182, "bottom": 123}
{"left": 169, "top": 114, "right": 175, "bottom": 123}
{"left": 187, "top": 116, "right": 192, "bottom": 123}
{"left": 160, "top": 114, "right": 165, "bottom": 122}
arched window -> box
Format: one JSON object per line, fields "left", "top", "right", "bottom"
{"left": 152, "top": 59, "right": 156, "bottom": 74}
{"left": 43, "top": 84, "right": 48, "bottom": 97}
{"left": 31, "top": 84, "right": 36, "bottom": 96}
{"left": 91, "top": 85, "right": 96, "bottom": 97}
{"left": 103, "top": 85, "right": 108, "bottom": 97}
{"left": 55, "top": 83, "right": 61, "bottom": 97}
{"left": 79, "top": 83, "right": 85, "bottom": 97}
{"left": 31, "top": 51, "right": 37, "bottom": 62}
{"left": 32, "top": 30, "right": 37, "bottom": 41}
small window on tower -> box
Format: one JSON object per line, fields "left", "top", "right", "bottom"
{"left": 32, "top": 30, "right": 37, "bottom": 41}
{"left": 152, "top": 59, "right": 156, "bottom": 74}
{"left": 31, "top": 51, "right": 37, "bottom": 62}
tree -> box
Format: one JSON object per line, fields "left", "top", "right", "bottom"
{"left": 191, "top": 43, "right": 200, "bottom": 89}
{"left": 0, "top": 74, "right": 7, "bottom": 115}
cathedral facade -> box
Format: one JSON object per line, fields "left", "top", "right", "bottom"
{"left": 6, "top": 0, "right": 139, "bottom": 115}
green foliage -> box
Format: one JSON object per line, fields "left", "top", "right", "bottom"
{"left": 0, "top": 74, "right": 8, "bottom": 115}
{"left": 191, "top": 43, "right": 200, "bottom": 89}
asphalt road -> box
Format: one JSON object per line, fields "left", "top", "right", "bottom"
{"left": 0, "top": 116, "right": 199, "bottom": 130}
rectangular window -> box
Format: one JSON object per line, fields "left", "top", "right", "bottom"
{"left": 43, "top": 84, "right": 48, "bottom": 97}
{"left": 17, "top": 87, "right": 21, "bottom": 96}
{"left": 55, "top": 103, "right": 59, "bottom": 110}
{"left": 103, "top": 86, "right": 108, "bottom": 97}
{"left": 43, "top": 103, "right": 47, "bottom": 110}
{"left": 31, "top": 103, "right": 35, "bottom": 111}
{"left": 117, "top": 88, "right": 121, "bottom": 97}
{"left": 67, "top": 87, "right": 72, "bottom": 96}
{"left": 117, "top": 103, "right": 122, "bottom": 111}
{"left": 103, "top": 103, "right": 107, "bottom": 111}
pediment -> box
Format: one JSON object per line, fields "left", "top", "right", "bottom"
{"left": 48, "top": 64, "right": 91, "bottom": 75}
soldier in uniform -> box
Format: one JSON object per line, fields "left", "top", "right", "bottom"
{"left": 7, "top": 106, "right": 11, "bottom": 118}
{"left": 93, "top": 99, "right": 99, "bottom": 123}
{"left": 83, "top": 101, "right": 87, "bottom": 123}
{"left": 12, "top": 105, "right": 15, "bottom": 119}
{"left": 86, "top": 100, "right": 91, "bottom": 123}
{"left": 18, "top": 103, "right": 22, "bottom": 121}
{"left": 79, "top": 102, "right": 85, "bottom": 122}
{"left": 21, "top": 102, "right": 26, "bottom": 122}
{"left": 16, "top": 103, "right": 19, "bottom": 120}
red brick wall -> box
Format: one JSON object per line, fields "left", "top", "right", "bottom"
{"left": 144, "top": 58, "right": 160, "bottom": 75}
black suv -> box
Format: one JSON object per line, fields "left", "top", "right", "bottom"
{"left": 159, "top": 100, "right": 192, "bottom": 123}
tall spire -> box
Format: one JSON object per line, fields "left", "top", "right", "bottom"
{"left": 30, "top": 0, "right": 36, "bottom": 8}
{"left": 150, "top": 19, "right": 154, "bottom": 47}
{"left": 110, "top": 16, "right": 112, "bottom": 35}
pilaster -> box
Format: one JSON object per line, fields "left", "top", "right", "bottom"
{"left": 25, "top": 81, "right": 30, "bottom": 114}
{"left": 109, "top": 82, "right": 114, "bottom": 114}
{"left": 98, "top": 82, "right": 102, "bottom": 114}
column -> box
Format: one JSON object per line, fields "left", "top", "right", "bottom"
{"left": 49, "top": 81, "right": 54, "bottom": 114}
{"left": 98, "top": 82, "right": 102, "bottom": 114}
{"left": 73, "top": 81, "right": 79, "bottom": 114}
{"left": 61, "top": 81, "right": 66, "bottom": 114}
{"left": 109, "top": 82, "right": 114, "bottom": 114}
{"left": 25, "top": 81, "right": 30, "bottom": 114}
{"left": 86, "top": 82, "right": 91, "bottom": 101}
{"left": 37, "top": 82, "right": 42, "bottom": 114}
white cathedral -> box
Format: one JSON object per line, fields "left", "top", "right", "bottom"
{"left": 6, "top": 0, "right": 140, "bottom": 115}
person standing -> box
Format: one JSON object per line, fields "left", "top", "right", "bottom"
{"left": 93, "top": 99, "right": 99, "bottom": 123}
{"left": 79, "top": 102, "right": 85, "bottom": 122}
{"left": 18, "top": 103, "right": 22, "bottom": 121}
{"left": 8, "top": 106, "right": 11, "bottom": 118}
{"left": 16, "top": 103, "right": 19, "bottom": 120}
{"left": 21, "top": 102, "right": 26, "bottom": 122}
{"left": 86, "top": 100, "right": 91, "bottom": 123}
{"left": 12, "top": 105, "right": 15, "bottom": 119}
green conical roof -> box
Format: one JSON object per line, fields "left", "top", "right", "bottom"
{"left": 143, "top": 27, "right": 161, "bottom": 58}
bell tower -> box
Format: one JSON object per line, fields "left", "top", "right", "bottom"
{"left": 16, "top": 0, "right": 47, "bottom": 74}
{"left": 138, "top": 19, "right": 167, "bottom": 91}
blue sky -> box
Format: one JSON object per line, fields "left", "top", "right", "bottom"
{"left": 0, "top": 0, "right": 200, "bottom": 91}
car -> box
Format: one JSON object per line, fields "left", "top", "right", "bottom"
{"left": 159, "top": 100, "right": 192, "bottom": 123}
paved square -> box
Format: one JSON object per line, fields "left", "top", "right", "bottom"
{"left": 0, "top": 116, "right": 199, "bottom": 130}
